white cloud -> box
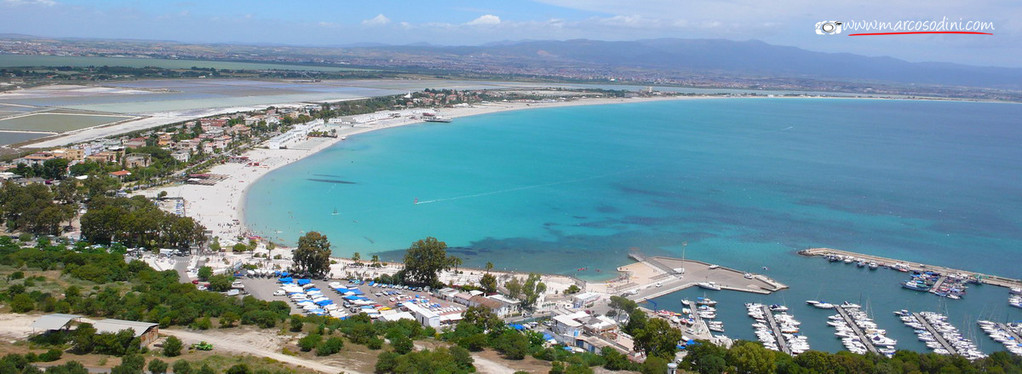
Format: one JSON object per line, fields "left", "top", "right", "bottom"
{"left": 362, "top": 14, "right": 390, "bottom": 26}
{"left": 467, "top": 14, "right": 501, "bottom": 25}
{"left": 2, "top": 0, "right": 56, "bottom": 6}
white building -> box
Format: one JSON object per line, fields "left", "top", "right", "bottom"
{"left": 572, "top": 292, "right": 602, "bottom": 309}
{"left": 403, "top": 302, "right": 440, "bottom": 328}
{"left": 265, "top": 120, "right": 324, "bottom": 150}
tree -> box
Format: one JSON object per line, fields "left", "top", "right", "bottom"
{"left": 624, "top": 309, "right": 648, "bottom": 335}
{"left": 633, "top": 318, "right": 682, "bottom": 359}
{"left": 480, "top": 273, "right": 497, "bottom": 294}
{"left": 10, "top": 293, "right": 34, "bottom": 313}
{"left": 172, "top": 360, "right": 192, "bottom": 374}
{"left": 197, "top": 364, "right": 215, "bottom": 374}
{"left": 506, "top": 277, "right": 523, "bottom": 299}
{"left": 391, "top": 334, "right": 413, "bottom": 354}
{"left": 485, "top": 262, "right": 494, "bottom": 272}
{"left": 163, "top": 336, "right": 183, "bottom": 357}
{"left": 402, "top": 237, "right": 459, "bottom": 287}
{"left": 207, "top": 274, "right": 234, "bottom": 292}
{"left": 520, "top": 273, "right": 546, "bottom": 310}
{"left": 148, "top": 359, "right": 168, "bottom": 374}
{"left": 292, "top": 231, "right": 331, "bottom": 277}
{"left": 42, "top": 158, "right": 70, "bottom": 180}
{"left": 219, "top": 311, "right": 239, "bottom": 328}
{"left": 564, "top": 284, "right": 581, "bottom": 294}
{"left": 290, "top": 316, "right": 304, "bottom": 332}
{"left": 640, "top": 356, "right": 669, "bottom": 374}
{"left": 298, "top": 333, "right": 321, "bottom": 352}
{"left": 726, "top": 340, "right": 775, "bottom": 374}
{"left": 492, "top": 329, "right": 529, "bottom": 360}
{"left": 316, "top": 337, "right": 344, "bottom": 356}
{"left": 351, "top": 252, "right": 360, "bottom": 262}
{"left": 232, "top": 243, "right": 248, "bottom": 252}
{"left": 197, "top": 266, "right": 212, "bottom": 281}
{"left": 225, "top": 363, "right": 250, "bottom": 374}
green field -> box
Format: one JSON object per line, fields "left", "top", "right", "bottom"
{"left": 0, "top": 55, "right": 368, "bottom": 72}
{"left": 0, "top": 113, "right": 134, "bottom": 133}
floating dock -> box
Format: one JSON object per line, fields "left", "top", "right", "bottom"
{"left": 759, "top": 304, "right": 792, "bottom": 355}
{"left": 834, "top": 305, "right": 880, "bottom": 355}
{"left": 799, "top": 248, "right": 1022, "bottom": 289}
{"left": 911, "top": 312, "right": 958, "bottom": 354}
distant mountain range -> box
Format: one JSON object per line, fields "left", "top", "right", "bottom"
{"left": 359, "top": 39, "right": 1022, "bottom": 90}
{"left": 2, "top": 35, "right": 1020, "bottom": 90}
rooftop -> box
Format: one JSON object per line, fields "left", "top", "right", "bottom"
{"left": 31, "top": 313, "right": 82, "bottom": 331}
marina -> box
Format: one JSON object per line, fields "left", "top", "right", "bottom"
{"left": 746, "top": 303, "right": 808, "bottom": 355}
{"left": 977, "top": 321, "right": 1022, "bottom": 356}
{"left": 831, "top": 305, "right": 880, "bottom": 355}
{"left": 903, "top": 311, "right": 986, "bottom": 360}
{"left": 800, "top": 248, "right": 1022, "bottom": 290}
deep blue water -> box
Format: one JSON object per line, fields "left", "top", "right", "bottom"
{"left": 246, "top": 98, "right": 1022, "bottom": 353}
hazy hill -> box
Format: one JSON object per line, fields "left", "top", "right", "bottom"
{"left": 366, "top": 39, "right": 1022, "bottom": 89}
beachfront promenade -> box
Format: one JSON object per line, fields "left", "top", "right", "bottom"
{"left": 622, "top": 252, "right": 788, "bottom": 302}
{"left": 799, "top": 248, "right": 1022, "bottom": 289}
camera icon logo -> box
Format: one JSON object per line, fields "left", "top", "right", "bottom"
{"left": 815, "top": 21, "right": 843, "bottom": 35}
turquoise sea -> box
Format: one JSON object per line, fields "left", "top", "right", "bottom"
{"left": 246, "top": 98, "right": 1022, "bottom": 353}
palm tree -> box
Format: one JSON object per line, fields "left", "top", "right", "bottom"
{"left": 371, "top": 254, "right": 380, "bottom": 268}
{"left": 485, "top": 262, "right": 494, "bottom": 273}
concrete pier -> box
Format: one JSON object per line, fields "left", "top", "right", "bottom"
{"left": 800, "top": 248, "right": 1022, "bottom": 289}
{"left": 625, "top": 252, "right": 788, "bottom": 302}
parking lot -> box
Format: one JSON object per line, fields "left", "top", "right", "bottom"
{"left": 240, "top": 276, "right": 468, "bottom": 321}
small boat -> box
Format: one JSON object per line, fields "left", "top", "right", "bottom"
{"left": 806, "top": 300, "right": 820, "bottom": 305}
{"left": 813, "top": 302, "right": 836, "bottom": 309}
{"left": 698, "top": 282, "right": 722, "bottom": 291}
{"left": 768, "top": 304, "right": 788, "bottom": 312}
{"left": 856, "top": 260, "right": 866, "bottom": 267}
{"left": 902, "top": 281, "right": 931, "bottom": 291}
{"left": 868, "top": 262, "right": 879, "bottom": 270}
{"left": 708, "top": 321, "right": 725, "bottom": 333}
{"left": 696, "top": 297, "right": 717, "bottom": 306}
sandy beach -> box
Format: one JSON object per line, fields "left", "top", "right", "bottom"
{"left": 149, "top": 95, "right": 704, "bottom": 245}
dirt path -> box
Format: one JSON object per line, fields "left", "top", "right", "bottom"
{"left": 470, "top": 354, "right": 518, "bottom": 374}
{"left": 162, "top": 329, "right": 366, "bottom": 374}
{"left": 0, "top": 314, "right": 39, "bottom": 339}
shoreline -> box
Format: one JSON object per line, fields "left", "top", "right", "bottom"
{"left": 150, "top": 95, "right": 715, "bottom": 245}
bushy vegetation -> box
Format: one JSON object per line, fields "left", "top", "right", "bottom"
{"left": 0, "top": 239, "right": 289, "bottom": 329}
{"left": 0, "top": 352, "right": 90, "bottom": 374}
{"left": 80, "top": 195, "right": 205, "bottom": 249}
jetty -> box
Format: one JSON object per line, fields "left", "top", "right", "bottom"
{"left": 759, "top": 304, "right": 792, "bottom": 355}
{"left": 799, "top": 248, "right": 1022, "bottom": 289}
{"left": 912, "top": 312, "right": 957, "bottom": 354}
{"left": 834, "top": 305, "right": 879, "bottom": 355}
{"left": 625, "top": 252, "right": 788, "bottom": 301}
{"left": 684, "top": 300, "right": 712, "bottom": 339}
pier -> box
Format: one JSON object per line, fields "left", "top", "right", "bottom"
{"left": 799, "top": 248, "right": 1022, "bottom": 289}
{"left": 834, "top": 306, "right": 879, "bottom": 355}
{"left": 759, "top": 304, "right": 792, "bottom": 355}
{"left": 624, "top": 252, "right": 788, "bottom": 301}
{"left": 997, "top": 322, "right": 1022, "bottom": 343}
{"left": 684, "top": 300, "right": 711, "bottom": 339}
{"left": 911, "top": 312, "right": 957, "bottom": 354}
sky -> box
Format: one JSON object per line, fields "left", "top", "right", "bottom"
{"left": 1, "top": 0, "right": 1019, "bottom": 68}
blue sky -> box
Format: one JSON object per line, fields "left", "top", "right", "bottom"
{"left": 1, "top": 0, "right": 1018, "bottom": 67}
